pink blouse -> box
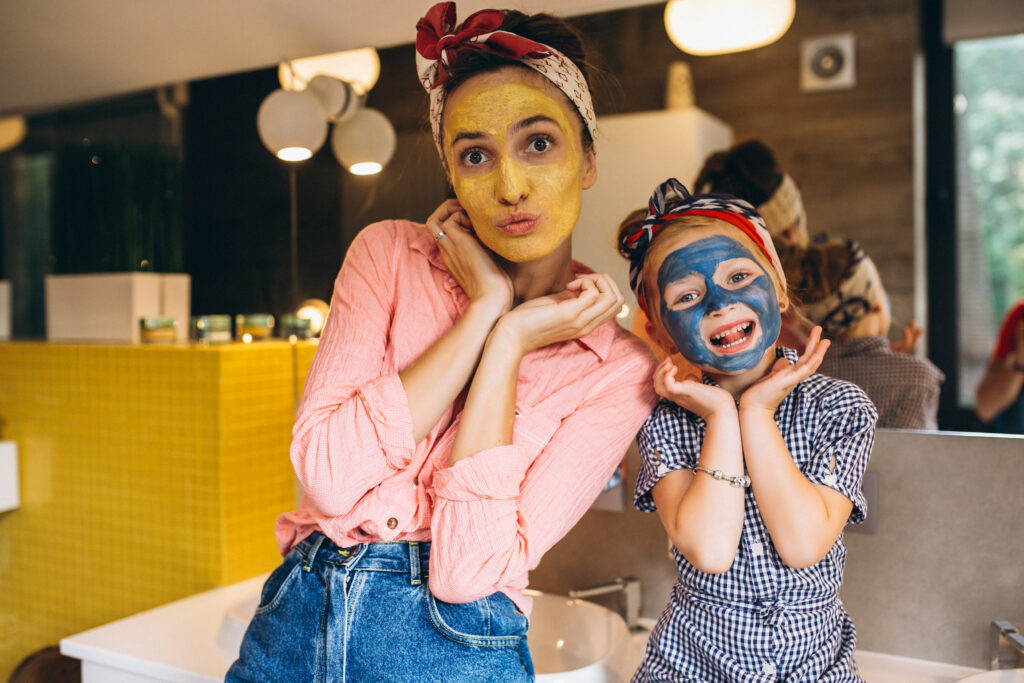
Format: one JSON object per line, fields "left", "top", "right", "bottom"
{"left": 275, "top": 220, "right": 658, "bottom": 615}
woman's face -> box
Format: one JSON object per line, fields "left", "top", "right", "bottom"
{"left": 653, "top": 225, "right": 783, "bottom": 374}
{"left": 442, "top": 66, "right": 596, "bottom": 263}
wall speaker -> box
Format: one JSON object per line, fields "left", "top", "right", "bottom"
{"left": 800, "top": 32, "right": 857, "bottom": 93}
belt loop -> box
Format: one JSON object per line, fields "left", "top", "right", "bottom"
{"left": 302, "top": 532, "right": 327, "bottom": 572}
{"left": 408, "top": 542, "right": 422, "bottom": 585}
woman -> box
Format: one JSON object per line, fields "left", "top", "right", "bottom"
{"left": 226, "top": 3, "right": 657, "bottom": 681}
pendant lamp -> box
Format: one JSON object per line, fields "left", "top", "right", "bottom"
{"left": 331, "top": 108, "right": 396, "bottom": 176}
{"left": 665, "top": 0, "right": 795, "bottom": 56}
{"left": 256, "top": 89, "right": 328, "bottom": 162}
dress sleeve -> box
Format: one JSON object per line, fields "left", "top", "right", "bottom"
{"left": 804, "top": 385, "right": 877, "bottom": 525}
{"left": 427, "top": 348, "right": 658, "bottom": 605}
{"left": 633, "top": 403, "right": 702, "bottom": 512}
{"left": 289, "top": 221, "right": 418, "bottom": 517}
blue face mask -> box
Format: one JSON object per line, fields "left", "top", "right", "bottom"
{"left": 657, "top": 234, "right": 781, "bottom": 373}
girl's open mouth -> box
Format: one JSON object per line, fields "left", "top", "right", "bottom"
{"left": 708, "top": 320, "right": 756, "bottom": 354}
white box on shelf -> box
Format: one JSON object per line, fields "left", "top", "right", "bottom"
{"left": 0, "top": 279, "right": 10, "bottom": 340}
{"left": 0, "top": 441, "right": 18, "bottom": 513}
{"left": 45, "top": 273, "right": 191, "bottom": 343}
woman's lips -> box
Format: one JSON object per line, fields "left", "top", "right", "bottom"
{"left": 496, "top": 212, "right": 541, "bottom": 236}
{"left": 707, "top": 319, "right": 757, "bottom": 355}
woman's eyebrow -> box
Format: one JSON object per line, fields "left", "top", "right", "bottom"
{"left": 510, "top": 114, "right": 558, "bottom": 135}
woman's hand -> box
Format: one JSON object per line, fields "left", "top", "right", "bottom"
{"left": 739, "top": 327, "right": 831, "bottom": 414}
{"left": 491, "top": 272, "right": 623, "bottom": 356}
{"left": 653, "top": 357, "right": 736, "bottom": 420}
{"left": 426, "top": 199, "right": 513, "bottom": 314}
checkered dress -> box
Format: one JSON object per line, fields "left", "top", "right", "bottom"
{"left": 633, "top": 348, "right": 876, "bottom": 682}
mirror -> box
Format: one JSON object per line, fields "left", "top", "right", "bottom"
{"left": 0, "top": 1, "right": 1021, "bottom": 437}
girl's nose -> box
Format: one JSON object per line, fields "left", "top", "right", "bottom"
{"left": 497, "top": 156, "right": 528, "bottom": 205}
{"left": 704, "top": 286, "right": 734, "bottom": 315}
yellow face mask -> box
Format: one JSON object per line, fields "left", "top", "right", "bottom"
{"left": 442, "top": 68, "right": 596, "bottom": 263}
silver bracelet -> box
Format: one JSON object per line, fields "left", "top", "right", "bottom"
{"left": 694, "top": 466, "right": 751, "bottom": 488}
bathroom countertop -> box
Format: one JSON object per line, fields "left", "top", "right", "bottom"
{"left": 60, "top": 574, "right": 267, "bottom": 683}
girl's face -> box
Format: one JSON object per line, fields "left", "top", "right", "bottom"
{"left": 654, "top": 226, "right": 783, "bottom": 374}
{"left": 441, "top": 67, "right": 596, "bottom": 263}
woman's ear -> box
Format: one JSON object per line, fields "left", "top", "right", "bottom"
{"left": 581, "top": 148, "right": 597, "bottom": 190}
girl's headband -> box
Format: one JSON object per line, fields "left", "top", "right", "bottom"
{"left": 415, "top": 2, "right": 597, "bottom": 158}
{"left": 618, "top": 178, "right": 787, "bottom": 313}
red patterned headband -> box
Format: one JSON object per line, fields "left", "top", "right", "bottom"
{"left": 415, "top": 2, "right": 598, "bottom": 157}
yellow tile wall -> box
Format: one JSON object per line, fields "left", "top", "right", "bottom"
{"left": 0, "top": 340, "right": 316, "bottom": 679}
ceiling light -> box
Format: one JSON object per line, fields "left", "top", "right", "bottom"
{"left": 279, "top": 48, "right": 381, "bottom": 96}
{"left": 664, "top": 0, "right": 795, "bottom": 56}
{"left": 256, "top": 89, "right": 328, "bottom": 162}
{"left": 331, "top": 108, "right": 396, "bottom": 176}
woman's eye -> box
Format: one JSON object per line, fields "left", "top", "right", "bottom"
{"left": 528, "top": 136, "right": 552, "bottom": 153}
{"left": 461, "top": 149, "right": 488, "bottom": 166}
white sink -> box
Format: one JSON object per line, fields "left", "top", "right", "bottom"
{"left": 217, "top": 588, "right": 633, "bottom": 682}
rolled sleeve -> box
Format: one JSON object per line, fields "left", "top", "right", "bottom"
{"left": 634, "top": 402, "right": 701, "bottom": 512}
{"left": 356, "top": 374, "right": 417, "bottom": 470}
{"left": 806, "top": 393, "right": 877, "bottom": 525}
{"left": 432, "top": 445, "right": 530, "bottom": 501}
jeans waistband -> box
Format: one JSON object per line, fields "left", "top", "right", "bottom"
{"left": 295, "top": 531, "right": 430, "bottom": 585}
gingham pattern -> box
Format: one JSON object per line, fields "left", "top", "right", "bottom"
{"left": 618, "top": 178, "right": 787, "bottom": 315}
{"left": 818, "top": 336, "right": 944, "bottom": 431}
{"left": 415, "top": 1, "right": 598, "bottom": 158}
{"left": 633, "top": 348, "right": 876, "bottom": 682}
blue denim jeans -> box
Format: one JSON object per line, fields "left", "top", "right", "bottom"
{"left": 225, "top": 532, "right": 534, "bottom": 682}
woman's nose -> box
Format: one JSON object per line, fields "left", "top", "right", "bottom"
{"left": 497, "top": 156, "right": 528, "bottom": 205}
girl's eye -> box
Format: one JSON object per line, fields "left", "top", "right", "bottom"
{"left": 674, "top": 291, "right": 698, "bottom": 306}
{"left": 461, "top": 149, "right": 488, "bottom": 166}
{"left": 729, "top": 272, "right": 750, "bottom": 284}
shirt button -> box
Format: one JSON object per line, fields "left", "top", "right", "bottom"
{"left": 762, "top": 661, "right": 777, "bottom": 675}
{"left": 824, "top": 473, "right": 838, "bottom": 486}
{"left": 387, "top": 517, "right": 398, "bottom": 529}
{"left": 751, "top": 541, "right": 763, "bottom": 556}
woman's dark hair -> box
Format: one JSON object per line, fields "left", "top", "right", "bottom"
{"left": 692, "top": 139, "right": 783, "bottom": 206}
{"left": 440, "top": 10, "right": 594, "bottom": 150}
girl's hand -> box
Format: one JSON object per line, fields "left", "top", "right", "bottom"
{"left": 653, "top": 357, "right": 736, "bottom": 420}
{"left": 890, "top": 320, "right": 923, "bottom": 354}
{"left": 492, "top": 272, "right": 623, "bottom": 356}
{"left": 739, "top": 327, "right": 831, "bottom": 414}
{"left": 426, "top": 199, "right": 513, "bottom": 314}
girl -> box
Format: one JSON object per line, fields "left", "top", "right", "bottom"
{"left": 617, "top": 178, "right": 876, "bottom": 682}
{"left": 226, "top": 3, "right": 657, "bottom": 682}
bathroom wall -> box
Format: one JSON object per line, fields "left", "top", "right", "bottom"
{"left": 530, "top": 429, "right": 1024, "bottom": 670}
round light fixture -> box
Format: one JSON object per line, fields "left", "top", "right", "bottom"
{"left": 279, "top": 48, "right": 381, "bottom": 96}
{"left": 256, "top": 89, "right": 328, "bottom": 162}
{"left": 664, "top": 0, "right": 795, "bottom": 56}
{"left": 306, "top": 75, "right": 362, "bottom": 123}
{"left": 331, "top": 108, "right": 396, "bottom": 176}
{"left": 0, "top": 115, "right": 27, "bottom": 152}
{"left": 296, "top": 298, "right": 331, "bottom": 335}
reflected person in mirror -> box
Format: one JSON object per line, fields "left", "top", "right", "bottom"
{"left": 619, "top": 179, "right": 875, "bottom": 682}
{"left": 796, "top": 239, "right": 945, "bottom": 431}
{"left": 224, "top": 3, "right": 659, "bottom": 682}
{"left": 974, "top": 299, "right": 1024, "bottom": 432}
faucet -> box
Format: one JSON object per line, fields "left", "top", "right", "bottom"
{"left": 990, "top": 621, "right": 1024, "bottom": 669}
{"left": 568, "top": 577, "right": 642, "bottom": 631}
